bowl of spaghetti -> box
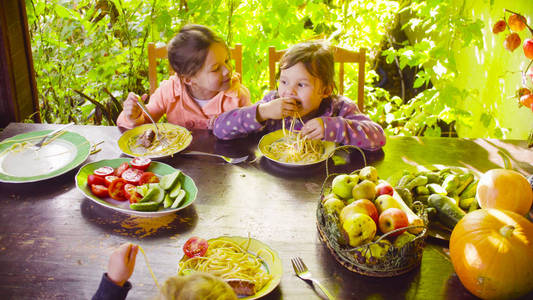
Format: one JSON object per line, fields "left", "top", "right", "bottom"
{"left": 259, "top": 129, "right": 336, "bottom": 167}
{"left": 118, "top": 123, "right": 192, "bottom": 159}
{"left": 178, "top": 236, "right": 282, "bottom": 299}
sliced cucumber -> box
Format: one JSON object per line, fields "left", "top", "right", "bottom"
{"left": 163, "top": 193, "right": 174, "bottom": 208}
{"left": 170, "top": 189, "right": 186, "bottom": 208}
{"left": 169, "top": 182, "right": 182, "bottom": 198}
{"left": 160, "top": 171, "right": 181, "bottom": 190}
{"left": 130, "top": 201, "right": 159, "bottom": 211}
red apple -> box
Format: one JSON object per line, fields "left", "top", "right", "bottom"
{"left": 375, "top": 182, "right": 394, "bottom": 197}
{"left": 504, "top": 33, "right": 521, "bottom": 52}
{"left": 523, "top": 38, "right": 533, "bottom": 60}
{"left": 378, "top": 208, "right": 408, "bottom": 237}
{"left": 340, "top": 199, "right": 379, "bottom": 225}
{"left": 508, "top": 14, "right": 527, "bottom": 32}
{"left": 492, "top": 20, "right": 506, "bottom": 34}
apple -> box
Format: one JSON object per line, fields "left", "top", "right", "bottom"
{"left": 339, "top": 199, "right": 378, "bottom": 224}
{"left": 523, "top": 38, "right": 533, "bottom": 60}
{"left": 508, "top": 14, "right": 527, "bottom": 32}
{"left": 492, "top": 20, "right": 506, "bottom": 34}
{"left": 378, "top": 208, "right": 409, "bottom": 237}
{"left": 332, "top": 174, "right": 359, "bottom": 199}
{"left": 374, "top": 194, "right": 401, "bottom": 214}
{"left": 352, "top": 180, "right": 376, "bottom": 201}
{"left": 322, "top": 192, "right": 338, "bottom": 203}
{"left": 375, "top": 181, "right": 394, "bottom": 196}
{"left": 322, "top": 197, "right": 345, "bottom": 216}
{"left": 341, "top": 213, "right": 376, "bottom": 247}
{"left": 359, "top": 166, "right": 378, "bottom": 182}
{"left": 504, "top": 33, "right": 521, "bottom": 52}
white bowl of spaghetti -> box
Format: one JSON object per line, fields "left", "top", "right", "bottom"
{"left": 178, "top": 236, "right": 282, "bottom": 299}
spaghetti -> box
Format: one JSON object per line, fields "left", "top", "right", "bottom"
{"left": 177, "top": 239, "right": 273, "bottom": 294}
{"left": 127, "top": 126, "right": 191, "bottom": 157}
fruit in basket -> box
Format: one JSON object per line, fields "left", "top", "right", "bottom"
{"left": 362, "top": 239, "right": 391, "bottom": 263}
{"left": 450, "top": 209, "right": 533, "bottom": 299}
{"left": 375, "top": 181, "right": 394, "bottom": 196}
{"left": 332, "top": 174, "right": 359, "bottom": 199}
{"left": 352, "top": 180, "right": 376, "bottom": 201}
{"left": 340, "top": 199, "right": 378, "bottom": 224}
{"left": 393, "top": 231, "right": 416, "bottom": 248}
{"left": 341, "top": 213, "right": 377, "bottom": 247}
{"left": 376, "top": 194, "right": 425, "bottom": 234}
{"left": 375, "top": 195, "right": 400, "bottom": 213}
{"left": 359, "top": 166, "right": 378, "bottom": 182}
{"left": 323, "top": 197, "right": 345, "bottom": 216}
{"left": 476, "top": 169, "right": 533, "bottom": 215}
{"left": 378, "top": 208, "right": 408, "bottom": 237}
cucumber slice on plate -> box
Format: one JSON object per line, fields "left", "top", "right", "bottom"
{"left": 130, "top": 201, "right": 159, "bottom": 211}
{"left": 160, "top": 171, "right": 182, "bottom": 190}
{"left": 171, "top": 190, "right": 186, "bottom": 209}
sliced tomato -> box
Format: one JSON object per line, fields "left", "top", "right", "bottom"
{"left": 121, "top": 168, "right": 144, "bottom": 185}
{"left": 183, "top": 237, "right": 209, "bottom": 258}
{"left": 115, "top": 162, "right": 130, "bottom": 177}
{"left": 131, "top": 157, "right": 151, "bottom": 171}
{"left": 108, "top": 178, "right": 127, "bottom": 201}
{"left": 104, "top": 175, "right": 119, "bottom": 187}
{"left": 94, "top": 166, "right": 115, "bottom": 178}
{"left": 90, "top": 184, "right": 109, "bottom": 198}
{"left": 128, "top": 191, "right": 142, "bottom": 204}
{"left": 87, "top": 174, "right": 106, "bottom": 186}
{"left": 139, "top": 172, "right": 159, "bottom": 185}
{"left": 124, "top": 183, "right": 142, "bottom": 203}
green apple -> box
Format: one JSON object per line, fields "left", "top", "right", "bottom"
{"left": 374, "top": 194, "right": 401, "bottom": 214}
{"left": 341, "top": 213, "right": 376, "bottom": 247}
{"left": 359, "top": 166, "right": 378, "bottom": 182}
{"left": 322, "top": 197, "right": 345, "bottom": 216}
{"left": 332, "top": 174, "right": 359, "bottom": 199}
{"left": 352, "top": 180, "right": 376, "bottom": 201}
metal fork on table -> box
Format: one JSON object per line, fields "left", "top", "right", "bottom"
{"left": 30, "top": 122, "right": 75, "bottom": 150}
{"left": 291, "top": 256, "right": 335, "bottom": 300}
{"left": 182, "top": 150, "right": 248, "bottom": 164}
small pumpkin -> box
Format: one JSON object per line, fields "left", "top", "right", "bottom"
{"left": 450, "top": 209, "right": 533, "bottom": 299}
{"left": 476, "top": 169, "right": 533, "bottom": 215}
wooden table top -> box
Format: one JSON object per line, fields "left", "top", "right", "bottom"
{"left": 0, "top": 123, "right": 532, "bottom": 300}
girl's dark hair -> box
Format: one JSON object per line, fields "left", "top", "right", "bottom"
{"left": 167, "top": 24, "right": 226, "bottom": 77}
{"left": 278, "top": 41, "right": 336, "bottom": 94}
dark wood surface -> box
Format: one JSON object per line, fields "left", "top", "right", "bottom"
{"left": 0, "top": 123, "right": 532, "bottom": 300}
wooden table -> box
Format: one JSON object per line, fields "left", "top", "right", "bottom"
{"left": 0, "top": 123, "right": 531, "bottom": 299}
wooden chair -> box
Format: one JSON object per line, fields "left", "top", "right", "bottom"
{"left": 148, "top": 42, "right": 242, "bottom": 94}
{"left": 268, "top": 46, "right": 366, "bottom": 112}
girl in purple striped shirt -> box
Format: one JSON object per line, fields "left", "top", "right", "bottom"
{"left": 213, "top": 41, "right": 386, "bottom": 151}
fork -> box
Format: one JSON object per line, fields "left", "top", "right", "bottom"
{"left": 136, "top": 99, "right": 169, "bottom": 146}
{"left": 30, "top": 122, "right": 74, "bottom": 150}
{"left": 291, "top": 256, "right": 334, "bottom": 300}
{"left": 182, "top": 151, "right": 248, "bottom": 164}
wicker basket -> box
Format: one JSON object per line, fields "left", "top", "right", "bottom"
{"left": 316, "top": 173, "right": 428, "bottom": 277}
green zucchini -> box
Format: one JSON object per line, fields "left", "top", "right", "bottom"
{"left": 428, "top": 194, "right": 466, "bottom": 229}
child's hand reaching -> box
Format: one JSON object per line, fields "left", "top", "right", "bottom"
{"left": 257, "top": 97, "right": 302, "bottom": 122}
{"left": 123, "top": 92, "right": 148, "bottom": 123}
{"left": 107, "top": 243, "right": 139, "bottom": 287}
{"left": 301, "top": 118, "right": 324, "bottom": 140}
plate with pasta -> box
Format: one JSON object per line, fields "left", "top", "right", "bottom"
{"left": 118, "top": 123, "right": 192, "bottom": 159}
{"left": 259, "top": 129, "right": 336, "bottom": 167}
{"left": 178, "top": 236, "right": 282, "bottom": 299}
{"left": 0, "top": 130, "right": 90, "bottom": 183}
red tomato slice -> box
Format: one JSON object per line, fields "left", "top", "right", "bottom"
{"left": 87, "top": 174, "right": 106, "bottom": 186}
{"left": 128, "top": 191, "right": 142, "bottom": 204}
{"left": 105, "top": 175, "right": 119, "bottom": 187}
{"left": 124, "top": 184, "right": 142, "bottom": 203}
{"left": 90, "top": 184, "right": 109, "bottom": 198}
{"left": 121, "top": 168, "right": 144, "bottom": 185}
{"left": 139, "top": 172, "right": 159, "bottom": 185}
{"left": 94, "top": 166, "right": 115, "bottom": 178}
{"left": 183, "top": 237, "right": 209, "bottom": 258}
{"left": 115, "top": 162, "right": 130, "bottom": 177}
{"left": 131, "top": 157, "right": 151, "bottom": 171}
{"left": 108, "top": 178, "right": 127, "bottom": 201}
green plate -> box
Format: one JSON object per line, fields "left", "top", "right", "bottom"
{"left": 258, "top": 129, "right": 336, "bottom": 167}
{"left": 179, "top": 236, "right": 282, "bottom": 299}
{"left": 117, "top": 123, "right": 192, "bottom": 159}
{"left": 0, "top": 130, "right": 90, "bottom": 183}
{"left": 75, "top": 158, "right": 197, "bottom": 217}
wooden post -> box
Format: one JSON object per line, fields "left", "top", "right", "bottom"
{"left": 0, "top": 0, "right": 40, "bottom": 128}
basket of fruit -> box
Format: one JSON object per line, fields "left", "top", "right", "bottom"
{"left": 316, "top": 166, "right": 428, "bottom": 277}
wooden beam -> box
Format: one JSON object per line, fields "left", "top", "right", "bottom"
{"left": 0, "top": 0, "right": 40, "bottom": 128}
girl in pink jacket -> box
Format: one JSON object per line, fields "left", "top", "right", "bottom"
{"left": 117, "top": 24, "right": 251, "bottom": 130}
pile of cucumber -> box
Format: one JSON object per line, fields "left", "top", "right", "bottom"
{"left": 130, "top": 170, "right": 187, "bottom": 212}
{"left": 394, "top": 167, "right": 478, "bottom": 230}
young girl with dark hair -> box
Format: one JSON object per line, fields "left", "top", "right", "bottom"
{"left": 117, "top": 24, "right": 250, "bottom": 130}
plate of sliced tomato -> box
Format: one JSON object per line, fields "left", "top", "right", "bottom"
{"left": 75, "top": 158, "right": 197, "bottom": 216}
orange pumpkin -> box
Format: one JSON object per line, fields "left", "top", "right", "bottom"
{"left": 450, "top": 209, "right": 533, "bottom": 299}
{"left": 476, "top": 169, "right": 533, "bottom": 215}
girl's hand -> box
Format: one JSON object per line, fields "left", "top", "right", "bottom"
{"left": 107, "top": 243, "right": 139, "bottom": 287}
{"left": 301, "top": 118, "right": 324, "bottom": 140}
{"left": 257, "top": 97, "right": 302, "bottom": 122}
{"left": 123, "top": 92, "right": 147, "bottom": 123}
